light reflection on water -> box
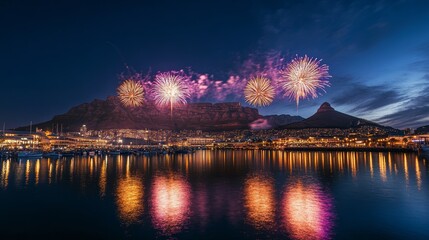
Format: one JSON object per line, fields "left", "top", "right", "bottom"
{"left": 0, "top": 150, "right": 427, "bottom": 239}
{"left": 116, "top": 176, "right": 144, "bottom": 224}
{"left": 151, "top": 173, "right": 191, "bottom": 235}
{"left": 244, "top": 174, "right": 275, "bottom": 230}
{"left": 283, "top": 180, "right": 333, "bottom": 240}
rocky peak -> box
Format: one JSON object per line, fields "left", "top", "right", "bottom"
{"left": 317, "top": 102, "right": 335, "bottom": 113}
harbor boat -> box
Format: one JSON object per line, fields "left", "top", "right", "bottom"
{"left": 44, "top": 152, "right": 62, "bottom": 158}
{"left": 174, "top": 149, "right": 189, "bottom": 154}
{"left": 0, "top": 151, "right": 8, "bottom": 159}
{"left": 120, "top": 150, "right": 133, "bottom": 155}
{"left": 142, "top": 150, "right": 152, "bottom": 156}
{"left": 108, "top": 150, "right": 121, "bottom": 155}
{"left": 157, "top": 150, "right": 167, "bottom": 155}
{"left": 18, "top": 151, "right": 43, "bottom": 159}
{"left": 62, "top": 151, "right": 75, "bottom": 157}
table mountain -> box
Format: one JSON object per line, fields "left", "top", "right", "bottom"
{"left": 22, "top": 96, "right": 262, "bottom": 131}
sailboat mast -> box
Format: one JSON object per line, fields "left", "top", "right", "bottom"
{"left": 30, "top": 121, "right": 34, "bottom": 150}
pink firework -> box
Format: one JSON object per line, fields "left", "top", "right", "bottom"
{"left": 280, "top": 55, "right": 331, "bottom": 109}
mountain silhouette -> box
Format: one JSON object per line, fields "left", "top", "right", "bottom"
{"left": 278, "top": 102, "right": 380, "bottom": 129}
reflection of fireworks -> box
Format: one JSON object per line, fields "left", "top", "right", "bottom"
{"left": 280, "top": 55, "right": 330, "bottom": 108}
{"left": 151, "top": 174, "right": 191, "bottom": 235}
{"left": 116, "top": 177, "right": 144, "bottom": 224}
{"left": 117, "top": 80, "right": 144, "bottom": 107}
{"left": 283, "top": 181, "right": 334, "bottom": 239}
{"left": 153, "top": 72, "right": 190, "bottom": 114}
{"left": 244, "top": 76, "right": 275, "bottom": 107}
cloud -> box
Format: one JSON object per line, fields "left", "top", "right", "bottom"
{"left": 327, "top": 75, "right": 428, "bottom": 128}
{"left": 249, "top": 118, "right": 272, "bottom": 130}
{"left": 414, "top": 85, "right": 429, "bottom": 105}
{"left": 330, "top": 78, "right": 404, "bottom": 112}
{"left": 409, "top": 59, "right": 429, "bottom": 72}
{"left": 376, "top": 106, "right": 429, "bottom": 129}
{"left": 408, "top": 41, "right": 429, "bottom": 71}
{"left": 374, "top": 80, "right": 429, "bottom": 128}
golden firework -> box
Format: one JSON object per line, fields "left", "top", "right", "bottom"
{"left": 117, "top": 80, "right": 144, "bottom": 107}
{"left": 244, "top": 76, "right": 275, "bottom": 107}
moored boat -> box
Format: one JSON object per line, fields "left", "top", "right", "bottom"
{"left": 18, "top": 151, "right": 43, "bottom": 159}
{"left": 174, "top": 149, "right": 189, "bottom": 154}
{"left": 62, "top": 151, "right": 76, "bottom": 157}
{"left": 108, "top": 150, "right": 120, "bottom": 155}
{"left": 89, "top": 151, "right": 96, "bottom": 157}
{"left": 44, "top": 152, "right": 62, "bottom": 158}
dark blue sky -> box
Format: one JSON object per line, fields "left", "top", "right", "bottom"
{"left": 1, "top": 0, "right": 429, "bottom": 129}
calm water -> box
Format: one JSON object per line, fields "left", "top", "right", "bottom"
{"left": 0, "top": 150, "right": 428, "bottom": 239}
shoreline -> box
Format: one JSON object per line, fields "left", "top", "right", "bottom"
{"left": 282, "top": 146, "right": 416, "bottom": 153}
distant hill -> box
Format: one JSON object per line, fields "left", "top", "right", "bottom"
{"left": 278, "top": 102, "right": 381, "bottom": 129}
{"left": 16, "top": 96, "right": 261, "bottom": 132}
{"left": 415, "top": 125, "right": 429, "bottom": 134}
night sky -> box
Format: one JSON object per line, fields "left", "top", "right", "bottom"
{"left": 1, "top": 0, "right": 429, "bottom": 129}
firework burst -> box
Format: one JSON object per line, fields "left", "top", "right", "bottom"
{"left": 280, "top": 55, "right": 331, "bottom": 108}
{"left": 117, "top": 79, "right": 144, "bottom": 107}
{"left": 244, "top": 76, "right": 275, "bottom": 107}
{"left": 152, "top": 72, "right": 190, "bottom": 115}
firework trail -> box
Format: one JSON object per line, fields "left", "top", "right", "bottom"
{"left": 280, "top": 55, "right": 330, "bottom": 109}
{"left": 117, "top": 80, "right": 145, "bottom": 107}
{"left": 244, "top": 76, "right": 275, "bottom": 107}
{"left": 152, "top": 72, "right": 190, "bottom": 116}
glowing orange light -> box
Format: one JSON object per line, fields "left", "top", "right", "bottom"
{"left": 244, "top": 174, "right": 275, "bottom": 229}
{"left": 116, "top": 176, "right": 144, "bottom": 224}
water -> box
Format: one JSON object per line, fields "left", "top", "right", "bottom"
{"left": 0, "top": 150, "right": 428, "bottom": 239}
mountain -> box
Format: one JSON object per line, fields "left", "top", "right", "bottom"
{"left": 415, "top": 125, "right": 429, "bottom": 134}
{"left": 17, "top": 97, "right": 261, "bottom": 132}
{"left": 263, "top": 114, "right": 304, "bottom": 128}
{"left": 278, "top": 102, "right": 380, "bottom": 129}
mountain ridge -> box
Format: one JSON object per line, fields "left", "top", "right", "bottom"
{"left": 16, "top": 97, "right": 264, "bottom": 132}
{"left": 15, "top": 99, "right": 396, "bottom": 132}
{"left": 277, "top": 102, "right": 382, "bottom": 129}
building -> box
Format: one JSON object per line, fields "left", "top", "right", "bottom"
{"left": 0, "top": 130, "right": 50, "bottom": 150}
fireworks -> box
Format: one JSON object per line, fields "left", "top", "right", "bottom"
{"left": 280, "top": 55, "right": 331, "bottom": 108}
{"left": 152, "top": 72, "right": 190, "bottom": 114}
{"left": 117, "top": 80, "right": 144, "bottom": 107}
{"left": 115, "top": 54, "right": 332, "bottom": 111}
{"left": 244, "top": 76, "right": 275, "bottom": 107}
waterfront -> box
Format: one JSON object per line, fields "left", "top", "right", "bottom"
{"left": 0, "top": 150, "right": 428, "bottom": 239}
